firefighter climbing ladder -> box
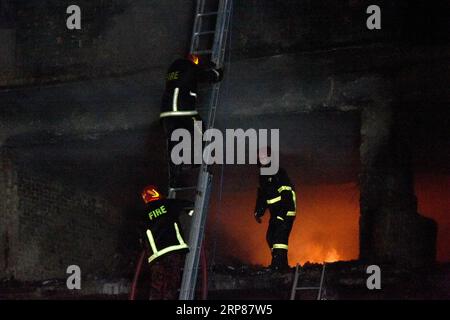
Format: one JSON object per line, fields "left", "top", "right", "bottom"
{"left": 176, "top": 0, "right": 233, "bottom": 300}
{"left": 290, "top": 263, "right": 326, "bottom": 300}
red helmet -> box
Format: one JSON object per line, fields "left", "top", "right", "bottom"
{"left": 141, "top": 185, "right": 162, "bottom": 204}
{"left": 187, "top": 53, "right": 200, "bottom": 65}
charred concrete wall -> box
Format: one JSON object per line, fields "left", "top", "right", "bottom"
{"left": 0, "top": 28, "right": 15, "bottom": 81}
{"left": 0, "top": 148, "right": 18, "bottom": 277}
{"left": 0, "top": 148, "right": 127, "bottom": 281}
{"left": 2, "top": 0, "right": 449, "bottom": 86}
{"left": 359, "top": 102, "right": 438, "bottom": 267}
{"left": 0, "top": 48, "right": 446, "bottom": 275}
{"left": 1, "top": 0, "right": 194, "bottom": 86}
{"left": 0, "top": 0, "right": 448, "bottom": 280}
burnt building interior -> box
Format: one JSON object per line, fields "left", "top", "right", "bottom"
{"left": 0, "top": 0, "right": 449, "bottom": 299}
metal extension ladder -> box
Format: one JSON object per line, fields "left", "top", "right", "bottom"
{"left": 290, "top": 263, "right": 326, "bottom": 300}
{"left": 178, "top": 0, "right": 233, "bottom": 300}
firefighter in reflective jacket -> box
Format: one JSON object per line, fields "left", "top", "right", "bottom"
{"left": 139, "top": 185, "right": 193, "bottom": 299}
{"left": 254, "top": 149, "right": 296, "bottom": 271}
{"left": 160, "top": 54, "right": 223, "bottom": 186}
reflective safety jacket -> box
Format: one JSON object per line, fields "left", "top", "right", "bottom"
{"left": 160, "top": 58, "right": 222, "bottom": 119}
{"left": 254, "top": 167, "right": 296, "bottom": 220}
{"left": 140, "top": 198, "right": 193, "bottom": 263}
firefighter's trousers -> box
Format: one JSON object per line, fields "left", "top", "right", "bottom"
{"left": 161, "top": 115, "right": 203, "bottom": 187}
{"left": 266, "top": 214, "right": 295, "bottom": 270}
{"left": 143, "top": 251, "right": 185, "bottom": 300}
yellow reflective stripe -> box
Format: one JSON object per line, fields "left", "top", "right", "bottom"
{"left": 273, "top": 244, "right": 288, "bottom": 250}
{"left": 146, "top": 229, "right": 157, "bottom": 254}
{"left": 174, "top": 222, "right": 186, "bottom": 246}
{"left": 172, "top": 87, "right": 179, "bottom": 112}
{"left": 267, "top": 196, "right": 281, "bottom": 204}
{"left": 292, "top": 191, "right": 296, "bottom": 209}
{"left": 277, "top": 186, "right": 297, "bottom": 209}
{"left": 287, "top": 211, "right": 296, "bottom": 216}
{"left": 276, "top": 216, "right": 284, "bottom": 221}
{"left": 277, "top": 186, "right": 292, "bottom": 193}
{"left": 148, "top": 243, "right": 189, "bottom": 264}
{"left": 147, "top": 223, "right": 189, "bottom": 264}
{"left": 160, "top": 110, "right": 199, "bottom": 118}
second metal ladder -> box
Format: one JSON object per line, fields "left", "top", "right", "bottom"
{"left": 290, "top": 263, "right": 326, "bottom": 300}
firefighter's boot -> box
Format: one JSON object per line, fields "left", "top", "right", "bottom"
{"left": 270, "top": 249, "right": 289, "bottom": 272}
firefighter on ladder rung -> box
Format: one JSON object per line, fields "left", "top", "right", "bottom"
{"left": 160, "top": 54, "right": 224, "bottom": 190}
{"left": 135, "top": 185, "right": 194, "bottom": 300}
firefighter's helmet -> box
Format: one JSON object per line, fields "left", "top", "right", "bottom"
{"left": 141, "top": 185, "right": 162, "bottom": 204}
{"left": 258, "top": 146, "right": 272, "bottom": 166}
{"left": 187, "top": 53, "right": 200, "bottom": 65}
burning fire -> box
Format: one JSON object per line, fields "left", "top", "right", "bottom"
{"left": 208, "top": 171, "right": 450, "bottom": 265}
{"left": 209, "top": 182, "right": 360, "bottom": 266}
{"left": 291, "top": 245, "right": 341, "bottom": 264}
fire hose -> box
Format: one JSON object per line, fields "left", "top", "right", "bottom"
{"left": 129, "top": 245, "right": 208, "bottom": 300}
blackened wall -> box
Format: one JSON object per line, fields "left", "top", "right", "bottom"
{"left": 1, "top": 0, "right": 194, "bottom": 86}
{"left": 2, "top": 1, "right": 449, "bottom": 86}
{"left": 0, "top": 148, "right": 128, "bottom": 281}
{"left": 0, "top": 0, "right": 449, "bottom": 280}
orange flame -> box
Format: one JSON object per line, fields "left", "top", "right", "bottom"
{"left": 210, "top": 182, "right": 359, "bottom": 266}
{"left": 209, "top": 173, "right": 450, "bottom": 265}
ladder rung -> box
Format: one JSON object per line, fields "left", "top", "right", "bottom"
{"left": 191, "top": 50, "right": 212, "bottom": 55}
{"left": 197, "top": 11, "right": 218, "bottom": 17}
{"left": 194, "top": 30, "right": 215, "bottom": 36}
